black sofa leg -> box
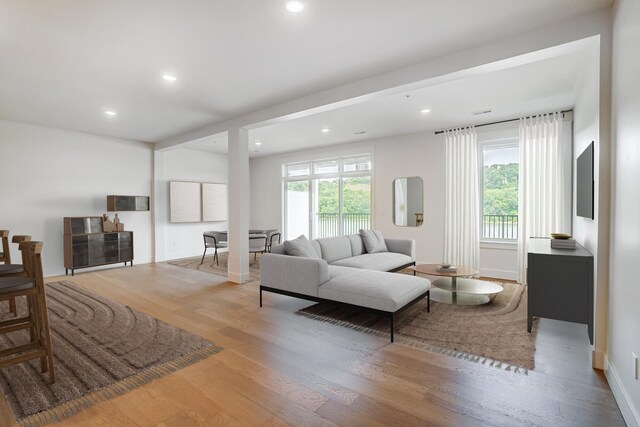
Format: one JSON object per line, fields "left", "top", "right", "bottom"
{"left": 427, "top": 290, "right": 430, "bottom": 313}
{"left": 259, "top": 287, "right": 263, "bottom": 307}
{"left": 390, "top": 314, "right": 394, "bottom": 343}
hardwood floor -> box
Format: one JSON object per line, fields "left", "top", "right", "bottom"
{"left": 0, "top": 262, "right": 625, "bottom": 426}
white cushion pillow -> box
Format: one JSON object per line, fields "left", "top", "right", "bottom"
{"left": 359, "top": 229, "right": 388, "bottom": 254}
{"left": 284, "top": 235, "right": 318, "bottom": 258}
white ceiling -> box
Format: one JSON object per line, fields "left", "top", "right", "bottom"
{"left": 0, "top": 0, "right": 611, "bottom": 143}
{"left": 184, "top": 46, "right": 593, "bottom": 156}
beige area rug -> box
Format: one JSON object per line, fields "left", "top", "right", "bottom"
{"left": 297, "top": 282, "right": 536, "bottom": 372}
{"left": 0, "top": 281, "right": 222, "bottom": 427}
{"left": 168, "top": 252, "right": 261, "bottom": 281}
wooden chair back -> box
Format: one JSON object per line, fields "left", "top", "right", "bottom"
{"left": 0, "top": 230, "right": 10, "bottom": 264}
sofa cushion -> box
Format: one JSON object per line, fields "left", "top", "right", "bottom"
{"left": 318, "top": 269, "right": 430, "bottom": 312}
{"left": 316, "top": 236, "right": 352, "bottom": 263}
{"left": 284, "top": 235, "right": 319, "bottom": 259}
{"left": 310, "top": 240, "right": 322, "bottom": 259}
{"left": 347, "top": 234, "right": 366, "bottom": 256}
{"left": 330, "top": 252, "right": 412, "bottom": 272}
{"left": 359, "top": 229, "right": 388, "bottom": 253}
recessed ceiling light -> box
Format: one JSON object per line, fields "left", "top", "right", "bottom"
{"left": 254, "top": 141, "right": 262, "bottom": 146}
{"left": 162, "top": 74, "right": 177, "bottom": 82}
{"left": 420, "top": 109, "right": 431, "bottom": 114}
{"left": 105, "top": 110, "right": 117, "bottom": 116}
{"left": 321, "top": 128, "right": 330, "bottom": 133}
{"left": 285, "top": 1, "right": 304, "bottom": 12}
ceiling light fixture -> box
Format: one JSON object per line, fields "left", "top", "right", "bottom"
{"left": 285, "top": 1, "right": 304, "bottom": 12}
{"left": 104, "top": 110, "right": 117, "bottom": 116}
{"left": 163, "top": 74, "right": 177, "bottom": 82}
{"left": 254, "top": 141, "right": 262, "bottom": 146}
{"left": 321, "top": 128, "right": 330, "bottom": 133}
{"left": 420, "top": 109, "right": 431, "bottom": 114}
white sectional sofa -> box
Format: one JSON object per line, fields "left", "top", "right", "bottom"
{"left": 260, "top": 233, "right": 431, "bottom": 342}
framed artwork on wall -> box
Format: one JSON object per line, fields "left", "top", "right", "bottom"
{"left": 169, "top": 181, "right": 201, "bottom": 223}
{"left": 202, "top": 183, "right": 228, "bottom": 222}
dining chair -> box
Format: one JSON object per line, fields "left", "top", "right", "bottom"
{"left": 249, "top": 234, "right": 268, "bottom": 261}
{"left": 201, "top": 232, "right": 228, "bottom": 266}
{"left": 0, "top": 235, "right": 32, "bottom": 316}
{"left": 0, "top": 241, "right": 56, "bottom": 383}
{"left": 266, "top": 230, "right": 282, "bottom": 252}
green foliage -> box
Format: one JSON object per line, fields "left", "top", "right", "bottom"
{"left": 483, "top": 163, "right": 518, "bottom": 215}
{"left": 287, "top": 181, "right": 308, "bottom": 192}
{"left": 315, "top": 177, "right": 371, "bottom": 214}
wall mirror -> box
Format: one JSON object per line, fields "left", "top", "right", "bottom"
{"left": 393, "top": 177, "right": 424, "bottom": 227}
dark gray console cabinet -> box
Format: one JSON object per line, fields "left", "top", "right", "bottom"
{"left": 527, "top": 238, "right": 594, "bottom": 344}
{"left": 63, "top": 217, "right": 134, "bottom": 276}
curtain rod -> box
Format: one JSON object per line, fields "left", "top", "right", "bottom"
{"left": 434, "top": 109, "right": 573, "bottom": 135}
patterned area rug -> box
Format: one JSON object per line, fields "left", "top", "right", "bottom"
{"left": 0, "top": 281, "right": 222, "bottom": 426}
{"left": 298, "top": 282, "right": 536, "bottom": 372}
{"left": 167, "top": 252, "right": 261, "bottom": 282}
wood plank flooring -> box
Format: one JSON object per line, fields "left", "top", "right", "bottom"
{"left": 0, "top": 262, "right": 625, "bottom": 426}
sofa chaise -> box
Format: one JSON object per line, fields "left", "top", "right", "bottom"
{"left": 260, "top": 232, "right": 431, "bottom": 342}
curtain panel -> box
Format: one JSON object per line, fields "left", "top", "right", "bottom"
{"left": 517, "top": 112, "right": 567, "bottom": 283}
{"left": 444, "top": 127, "right": 480, "bottom": 271}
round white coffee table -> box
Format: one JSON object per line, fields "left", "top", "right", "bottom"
{"left": 410, "top": 264, "right": 503, "bottom": 306}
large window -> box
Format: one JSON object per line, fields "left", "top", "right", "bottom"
{"left": 284, "top": 155, "right": 372, "bottom": 240}
{"left": 480, "top": 142, "right": 519, "bottom": 240}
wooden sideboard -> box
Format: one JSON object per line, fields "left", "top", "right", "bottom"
{"left": 527, "top": 238, "right": 594, "bottom": 343}
{"left": 63, "top": 217, "right": 133, "bottom": 276}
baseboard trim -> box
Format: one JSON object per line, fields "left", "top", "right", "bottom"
{"left": 604, "top": 354, "right": 640, "bottom": 427}
{"left": 228, "top": 271, "right": 251, "bottom": 284}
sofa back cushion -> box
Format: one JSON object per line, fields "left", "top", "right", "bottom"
{"left": 359, "top": 229, "right": 388, "bottom": 253}
{"left": 271, "top": 243, "right": 286, "bottom": 254}
{"left": 316, "top": 236, "right": 352, "bottom": 263}
{"left": 347, "top": 234, "right": 366, "bottom": 256}
{"left": 284, "top": 235, "right": 320, "bottom": 259}
{"left": 310, "top": 240, "right": 322, "bottom": 259}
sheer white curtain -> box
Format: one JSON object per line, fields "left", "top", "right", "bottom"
{"left": 518, "top": 112, "right": 567, "bottom": 283}
{"left": 444, "top": 127, "right": 480, "bottom": 271}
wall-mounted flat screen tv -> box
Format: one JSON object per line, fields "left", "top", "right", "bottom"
{"left": 576, "top": 142, "right": 594, "bottom": 219}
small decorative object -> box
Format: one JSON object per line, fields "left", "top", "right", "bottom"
{"left": 550, "top": 237, "right": 576, "bottom": 250}
{"left": 102, "top": 214, "right": 115, "bottom": 233}
{"left": 113, "top": 213, "right": 125, "bottom": 231}
{"left": 437, "top": 264, "right": 458, "bottom": 273}
{"left": 550, "top": 233, "right": 572, "bottom": 239}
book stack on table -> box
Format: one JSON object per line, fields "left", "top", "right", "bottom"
{"left": 551, "top": 238, "right": 577, "bottom": 249}
{"left": 436, "top": 266, "right": 458, "bottom": 272}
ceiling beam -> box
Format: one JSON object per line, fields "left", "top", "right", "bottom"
{"left": 155, "top": 9, "right": 610, "bottom": 151}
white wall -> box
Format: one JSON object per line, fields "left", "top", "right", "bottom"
{"left": 0, "top": 119, "right": 153, "bottom": 276}
{"left": 607, "top": 0, "right": 640, "bottom": 424}
{"left": 153, "top": 148, "right": 228, "bottom": 261}
{"left": 570, "top": 27, "right": 613, "bottom": 373}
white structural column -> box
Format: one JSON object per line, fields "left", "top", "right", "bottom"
{"left": 227, "top": 128, "right": 250, "bottom": 283}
